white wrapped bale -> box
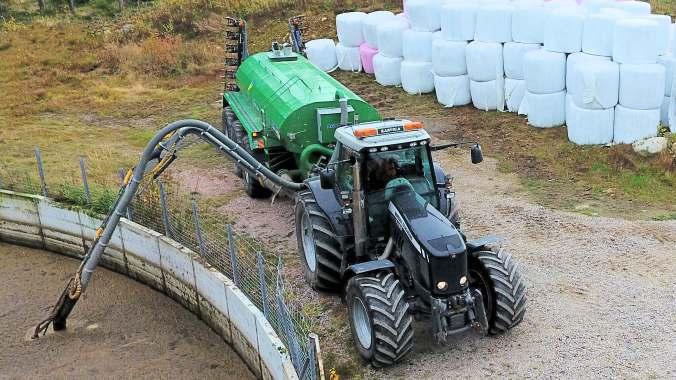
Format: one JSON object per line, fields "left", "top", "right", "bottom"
{"left": 523, "top": 49, "right": 566, "bottom": 94}
{"left": 466, "top": 41, "right": 504, "bottom": 82}
{"left": 474, "top": 3, "right": 513, "bottom": 43}
{"left": 658, "top": 55, "right": 675, "bottom": 97}
{"left": 470, "top": 79, "right": 505, "bottom": 111}
{"left": 505, "top": 78, "right": 526, "bottom": 113}
{"left": 336, "top": 43, "right": 362, "bottom": 72}
{"left": 584, "top": 0, "right": 614, "bottom": 14}
{"left": 440, "top": 2, "right": 477, "bottom": 41}
{"left": 406, "top": 0, "right": 441, "bottom": 32}
{"left": 526, "top": 90, "right": 566, "bottom": 128}
{"left": 432, "top": 39, "right": 468, "bottom": 76}
{"left": 582, "top": 12, "right": 621, "bottom": 57}
{"left": 503, "top": 42, "right": 541, "bottom": 80}
{"left": 619, "top": 64, "right": 666, "bottom": 110}
{"left": 336, "top": 12, "right": 367, "bottom": 47}
{"left": 640, "top": 14, "right": 672, "bottom": 56}
{"left": 377, "top": 20, "right": 409, "bottom": 58}
{"left": 374, "top": 54, "right": 402, "bottom": 86}
{"left": 544, "top": 10, "right": 585, "bottom": 54}
{"left": 403, "top": 29, "right": 434, "bottom": 62}
{"left": 305, "top": 39, "right": 338, "bottom": 72}
{"left": 568, "top": 60, "right": 619, "bottom": 109}
{"left": 612, "top": 0, "right": 651, "bottom": 15}
{"left": 668, "top": 23, "right": 675, "bottom": 56}
{"left": 401, "top": 61, "right": 435, "bottom": 94}
{"left": 566, "top": 95, "right": 615, "bottom": 145}
{"left": 566, "top": 52, "right": 611, "bottom": 90}
{"left": 613, "top": 18, "right": 661, "bottom": 64}
{"left": 512, "top": 2, "right": 546, "bottom": 44}
{"left": 661, "top": 96, "right": 671, "bottom": 126}
{"left": 435, "top": 75, "right": 472, "bottom": 107}
{"left": 613, "top": 105, "right": 660, "bottom": 144}
{"left": 364, "top": 11, "right": 396, "bottom": 49}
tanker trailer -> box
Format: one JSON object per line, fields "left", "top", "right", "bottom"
{"left": 223, "top": 41, "right": 381, "bottom": 197}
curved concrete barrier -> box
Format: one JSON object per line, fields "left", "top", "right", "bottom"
{"left": 0, "top": 190, "right": 298, "bottom": 380}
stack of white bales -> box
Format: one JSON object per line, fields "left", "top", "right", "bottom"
{"left": 565, "top": 9, "right": 620, "bottom": 145}
{"left": 506, "top": 1, "right": 544, "bottom": 113}
{"left": 400, "top": 0, "right": 440, "bottom": 94}
{"left": 433, "top": 2, "right": 476, "bottom": 107}
{"left": 306, "top": 39, "right": 338, "bottom": 72}
{"left": 362, "top": 11, "right": 397, "bottom": 74}
{"left": 658, "top": 22, "right": 676, "bottom": 127}
{"left": 335, "top": 12, "right": 367, "bottom": 72}
{"left": 467, "top": 2, "right": 512, "bottom": 111}
{"left": 613, "top": 17, "right": 666, "bottom": 143}
{"left": 373, "top": 16, "right": 410, "bottom": 86}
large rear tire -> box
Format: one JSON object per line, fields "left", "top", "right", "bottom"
{"left": 294, "top": 190, "right": 342, "bottom": 292}
{"left": 469, "top": 248, "right": 526, "bottom": 334}
{"left": 346, "top": 272, "right": 414, "bottom": 368}
{"left": 222, "top": 106, "right": 244, "bottom": 178}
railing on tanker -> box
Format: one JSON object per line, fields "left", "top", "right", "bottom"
{"left": 0, "top": 145, "right": 320, "bottom": 380}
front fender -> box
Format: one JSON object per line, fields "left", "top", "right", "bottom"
{"left": 344, "top": 260, "right": 395, "bottom": 279}
{"left": 465, "top": 235, "right": 504, "bottom": 253}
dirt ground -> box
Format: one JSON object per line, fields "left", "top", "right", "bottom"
{"left": 178, "top": 126, "right": 676, "bottom": 378}
{"left": 0, "top": 242, "right": 254, "bottom": 380}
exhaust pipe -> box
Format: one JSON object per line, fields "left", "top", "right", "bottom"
{"left": 339, "top": 97, "right": 348, "bottom": 126}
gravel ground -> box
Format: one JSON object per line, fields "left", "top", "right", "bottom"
{"left": 177, "top": 138, "right": 676, "bottom": 379}
{"left": 0, "top": 243, "right": 254, "bottom": 380}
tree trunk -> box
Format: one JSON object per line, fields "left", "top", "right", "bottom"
{"left": 118, "top": 0, "right": 124, "bottom": 10}
{"left": 37, "top": 0, "right": 45, "bottom": 12}
{"left": 67, "top": 0, "right": 75, "bottom": 14}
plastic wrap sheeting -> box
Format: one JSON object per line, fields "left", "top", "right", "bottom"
{"left": 619, "top": 63, "right": 666, "bottom": 110}
{"left": 582, "top": 12, "right": 621, "bottom": 57}
{"left": 377, "top": 20, "right": 409, "bottom": 58}
{"left": 305, "top": 39, "right": 338, "bottom": 72}
{"left": 505, "top": 78, "right": 526, "bottom": 113}
{"left": 568, "top": 60, "right": 619, "bottom": 109}
{"left": 566, "top": 95, "right": 614, "bottom": 145}
{"left": 440, "top": 2, "right": 477, "bottom": 41}
{"left": 584, "top": 0, "right": 614, "bottom": 14}
{"left": 466, "top": 41, "right": 504, "bottom": 82}
{"left": 504, "top": 42, "right": 541, "bottom": 80}
{"left": 613, "top": 105, "right": 660, "bottom": 144}
{"left": 406, "top": 0, "right": 441, "bottom": 32}
{"left": 336, "top": 12, "right": 367, "bottom": 47}
{"left": 401, "top": 61, "right": 435, "bottom": 94}
{"left": 544, "top": 10, "right": 585, "bottom": 53}
{"left": 364, "top": 11, "right": 396, "bottom": 49}
{"left": 526, "top": 90, "right": 566, "bottom": 128}
{"left": 432, "top": 39, "right": 468, "bottom": 76}
{"left": 612, "top": 18, "right": 661, "bottom": 64}
{"left": 474, "top": 3, "right": 513, "bottom": 43}
{"left": 523, "top": 49, "right": 566, "bottom": 94}
{"left": 512, "top": 2, "right": 546, "bottom": 44}
{"left": 403, "top": 29, "right": 434, "bottom": 62}
{"left": 435, "top": 74, "right": 471, "bottom": 107}
{"left": 359, "top": 43, "right": 378, "bottom": 74}
{"left": 470, "top": 79, "right": 505, "bottom": 111}
{"left": 336, "top": 43, "right": 362, "bottom": 72}
{"left": 661, "top": 96, "right": 671, "bottom": 126}
{"left": 668, "top": 23, "right": 675, "bottom": 56}
{"left": 658, "top": 55, "right": 675, "bottom": 97}
{"left": 640, "top": 14, "right": 672, "bottom": 56}
{"left": 374, "top": 54, "right": 403, "bottom": 86}
{"left": 566, "top": 52, "right": 611, "bottom": 90}
{"left": 612, "top": 0, "right": 651, "bottom": 15}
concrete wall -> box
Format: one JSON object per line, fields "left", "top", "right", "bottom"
{"left": 0, "top": 190, "right": 298, "bottom": 380}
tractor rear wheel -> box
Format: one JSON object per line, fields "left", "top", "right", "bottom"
{"left": 222, "top": 106, "right": 244, "bottom": 178}
{"left": 468, "top": 249, "right": 526, "bottom": 334}
{"left": 346, "top": 272, "right": 414, "bottom": 367}
{"left": 294, "top": 190, "right": 342, "bottom": 292}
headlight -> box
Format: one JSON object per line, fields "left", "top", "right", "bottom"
{"left": 436, "top": 281, "right": 448, "bottom": 291}
{"left": 459, "top": 276, "right": 468, "bottom": 286}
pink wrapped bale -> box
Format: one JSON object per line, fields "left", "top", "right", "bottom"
{"left": 360, "top": 43, "right": 378, "bottom": 74}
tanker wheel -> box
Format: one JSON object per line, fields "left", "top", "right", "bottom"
{"left": 469, "top": 248, "right": 527, "bottom": 335}
{"left": 223, "top": 106, "right": 244, "bottom": 178}
{"left": 346, "top": 271, "right": 414, "bottom": 368}
{"left": 294, "top": 190, "right": 342, "bottom": 292}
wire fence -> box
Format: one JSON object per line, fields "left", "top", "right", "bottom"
{"left": 0, "top": 147, "right": 319, "bottom": 380}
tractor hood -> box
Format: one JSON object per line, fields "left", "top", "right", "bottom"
{"left": 387, "top": 188, "right": 466, "bottom": 259}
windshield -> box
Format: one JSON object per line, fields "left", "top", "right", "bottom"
{"left": 364, "top": 145, "right": 437, "bottom": 238}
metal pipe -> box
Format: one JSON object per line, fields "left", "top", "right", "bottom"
{"left": 378, "top": 237, "right": 394, "bottom": 260}
{"left": 339, "top": 98, "right": 348, "bottom": 126}
{"left": 351, "top": 157, "right": 367, "bottom": 259}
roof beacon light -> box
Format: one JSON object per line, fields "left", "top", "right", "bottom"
{"left": 353, "top": 127, "right": 378, "bottom": 138}
{"left": 353, "top": 121, "right": 424, "bottom": 139}
{"left": 403, "top": 121, "right": 423, "bottom": 132}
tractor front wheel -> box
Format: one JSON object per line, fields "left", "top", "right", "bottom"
{"left": 346, "top": 272, "right": 414, "bottom": 368}
{"left": 468, "top": 249, "right": 527, "bottom": 334}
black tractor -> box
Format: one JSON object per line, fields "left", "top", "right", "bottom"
{"left": 294, "top": 120, "right": 527, "bottom": 367}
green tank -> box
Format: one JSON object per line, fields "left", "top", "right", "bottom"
{"left": 223, "top": 50, "right": 381, "bottom": 179}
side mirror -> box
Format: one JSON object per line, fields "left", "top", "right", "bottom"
{"left": 471, "top": 144, "right": 484, "bottom": 164}
{"left": 320, "top": 168, "right": 336, "bottom": 189}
